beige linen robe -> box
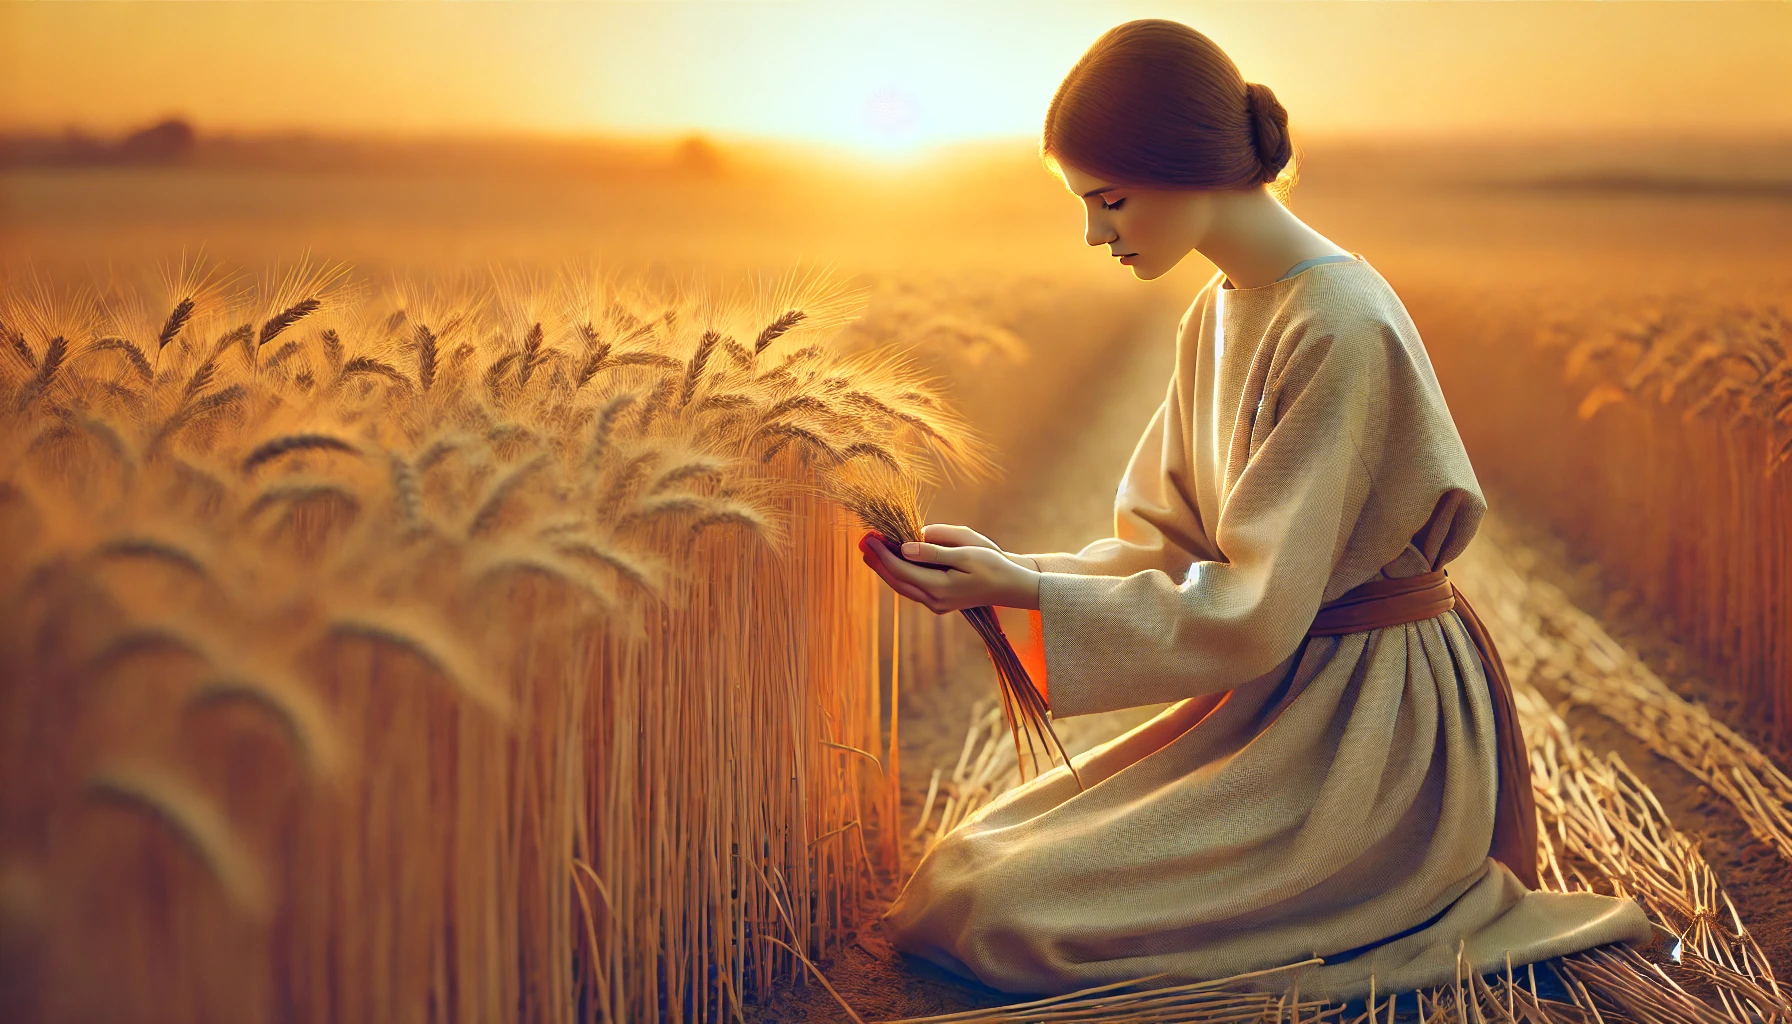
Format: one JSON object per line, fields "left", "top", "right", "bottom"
{"left": 882, "top": 255, "right": 1651, "bottom": 1001}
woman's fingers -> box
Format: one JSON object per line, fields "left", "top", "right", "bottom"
{"left": 859, "top": 534, "right": 958, "bottom": 608}
{"left": 859, "top": 546, "right": 946, "bottom": 609}
{"left": 856, "top": 534, "right": 953, "bottom": 588}
{"left": 920, "top": 523, "right": 999, "bottom": 550}
{"left": 866, "top": 535, "right": 952, "bottom": 588}
{"left": 899, "top": 541, "right": 973, "bottom": 568}
{"left": 857, "top": 532, "right": 1002, "bottom": 615}
{"left": 861, "top": 551, "right": 938, "bottom": 607}
{"left": 857, "top": 538, "right": 904, "bottom": 585}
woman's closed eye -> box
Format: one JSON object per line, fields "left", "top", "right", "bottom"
{"left": 1101, "top": 198, "right": 1126, "bottom": 211}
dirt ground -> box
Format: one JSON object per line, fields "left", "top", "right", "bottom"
{"left": 747, "top": 293, "right": 1792, "bottom": 1024}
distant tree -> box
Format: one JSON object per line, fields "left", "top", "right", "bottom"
{"left": 58, "top": 127, "right": 108, "bottom": 163}
{"left": 674, "top": 133, "right": 722, "bottom": 175}
{"left": 116, "top": 119, "right": 196, "bottom": 163}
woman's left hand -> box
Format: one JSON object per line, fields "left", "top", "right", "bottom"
{"left": 857, "top": 528, "right": 1042, "bottom": 613}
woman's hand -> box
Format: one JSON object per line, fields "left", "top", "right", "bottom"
{"left": 857, "top": 524, "right": 1042, "bottom": 613}
{"left": 902, "top": 524, "right": 1042, "bottom": 571}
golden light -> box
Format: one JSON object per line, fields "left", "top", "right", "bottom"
{"left": 0, "top": 1, "right": 1788, "bottom": 150}
{"left": 641, "top": 4, "right": 1094, "bottom": 158}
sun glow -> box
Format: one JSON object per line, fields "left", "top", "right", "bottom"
{"left": 2, "top": 1, "right": 1789, "bottom": 151}
{"left": 695, "top": 5, "right": 1084, "bottom": 157}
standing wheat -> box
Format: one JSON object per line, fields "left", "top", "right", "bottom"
{"left": 754, "top": 310, "right": 807, "bottom": 354}
{"left": 679, "top": 330, "right": 721, "bottom": 408}
{"left": 156, "top": 298, "right": 195, "bottom": 352}
{"left": 415, "top": 323, "right": 439, "bottom": 393}
{"left": 259, "top": 298, "right": 321, "bottom": 349}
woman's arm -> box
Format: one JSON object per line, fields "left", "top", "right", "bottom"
{"left": 858, "top": 356, "right": 1204, "bottom": 609}
{"left": 1020, "top": 379, "right": 1218, "bottom": 582}
{"left": 856, "top": 373, "right": 1211, "bottom": 711}
{"left": 1034, "top": 326, "right": 1391, "bottom": 719}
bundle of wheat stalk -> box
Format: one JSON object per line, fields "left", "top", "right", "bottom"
{"left": 1412, "top": 282, "right": 1792, "bottom": 742}
{"left": 0, "top": 255, "right": 986, "bottom": 1023}
{"left": 885, "top": 535, "right": 1790, "bottom": 1024}
{"left": 837, "top": 466, "right": 1079, "bottom": 789}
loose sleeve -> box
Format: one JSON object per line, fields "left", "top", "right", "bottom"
{"left": 1021, "top": 372, "right": 1219, "bottom": 581}
{"left": 1032, "top": 328, "right": 1389, "bottom": 719}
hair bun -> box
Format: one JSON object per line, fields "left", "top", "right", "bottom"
{"left": 1243, "top": 82, "right": 1292, "bottom": 183}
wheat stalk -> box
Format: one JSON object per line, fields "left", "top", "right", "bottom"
{"left": 87, "top": 763, "right": 269, "bottom": 917}
{"left": 241, "top": 433, "right": 361, "bottom": 473}
{"left": 155, "top": 297, "right": 195, "bottom": 352}
{"left": 834, "top": 465, "right": 1080, "bottom": 789}
{"left": 258, "top": 298, "right": 321, "bottom": 349}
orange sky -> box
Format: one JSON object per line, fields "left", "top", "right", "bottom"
{"left": 3, "top": 1, "right": 1790, "bottom": 150}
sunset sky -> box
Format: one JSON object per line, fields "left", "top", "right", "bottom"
{"left": 3, "top": 1, "right": 1789, "bottom": 152}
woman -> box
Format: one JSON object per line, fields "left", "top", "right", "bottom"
{"left": 856, "top": 18, "right": 1651, "bottom": 1004}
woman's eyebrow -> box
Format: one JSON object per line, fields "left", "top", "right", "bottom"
{"left": 1081, "top": 185, "right": 1122, "bottom": 198}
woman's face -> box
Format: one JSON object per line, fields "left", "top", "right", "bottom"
{"left": 1056, "top": 158, "right": 1217, "bottom": 281}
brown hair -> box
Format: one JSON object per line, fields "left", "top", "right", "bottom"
{"left": 1042, "top": 19, "right": 1297, "bottom": 195}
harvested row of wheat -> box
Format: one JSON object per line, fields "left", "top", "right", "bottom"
{"left": 0, "top": 256, "right": 986, "bottom": 1023}
{"left": 1451, "top": 520, "right": 1792, "bottom": 868}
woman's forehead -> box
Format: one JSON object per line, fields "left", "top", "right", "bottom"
{"left": 1057, "top": 161, "right": 1120, "bottom": 196}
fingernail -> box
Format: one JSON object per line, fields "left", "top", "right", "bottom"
{"left": 901, "top": 543, "right": 919, "bottom": 557}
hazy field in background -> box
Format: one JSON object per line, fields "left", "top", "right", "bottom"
{"left": 8, "top": 127, "right": 1791, "bottom": 564}
{"left": 7, "top": 131, "right": 1792, "bottom": 290}
{"left": 10, "top": 128, "right": 1790, "bottom": 532}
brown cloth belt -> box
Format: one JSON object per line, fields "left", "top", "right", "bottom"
{"left": 1308, "top": 568, "right": 1540, "bottom": 890}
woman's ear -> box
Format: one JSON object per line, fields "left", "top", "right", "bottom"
{"left": 1176, "top": 189, "right": 1220, "bottom": 250}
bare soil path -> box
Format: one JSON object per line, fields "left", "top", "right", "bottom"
{"left": 750, "top": 302, "right": 1791, "bottom": 1023}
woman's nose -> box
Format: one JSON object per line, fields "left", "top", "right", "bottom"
{"left": 1085, "top": 213, "right": 1117, "bottom": 248}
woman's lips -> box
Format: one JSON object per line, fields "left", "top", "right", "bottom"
{"left": 1118, "top": 254, "right": 1138, "bottom": 265}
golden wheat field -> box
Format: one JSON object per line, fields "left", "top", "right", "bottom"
{"left": 0, "top": 255, "right": 994, "bottom": 1022}
{"left": 4, "top": 132, "right": 1792, "bottom": 1023}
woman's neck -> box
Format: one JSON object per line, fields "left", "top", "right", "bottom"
{"left": 1198, "top": 187, "right": 1349, "bottom": 289}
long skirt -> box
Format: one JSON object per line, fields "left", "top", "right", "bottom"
{"left": 881, "top": 610, "right": 1652, "bottom": 1002}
